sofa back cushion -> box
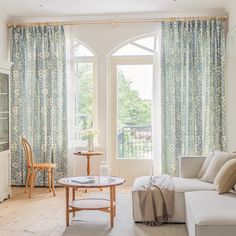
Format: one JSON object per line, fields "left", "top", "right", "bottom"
{"left": 201, "top": 151, "right": 236, "bottom": 183}
{"left": 197, "top": 152, "right": 214, "bottom": 178}
{"left": 214, "top": 159, "right": 236, "bottom": 193}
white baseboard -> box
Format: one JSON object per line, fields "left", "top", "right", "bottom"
{"left": 0, "top": 191, "right": 10, "bottom": 203}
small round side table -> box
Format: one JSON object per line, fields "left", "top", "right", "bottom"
{"left": 73, "top": 151, "right": 103, "bottom": 176}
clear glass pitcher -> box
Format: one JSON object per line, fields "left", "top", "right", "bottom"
{"left": 99, "top": 161, "right": 110, "bottom": 176}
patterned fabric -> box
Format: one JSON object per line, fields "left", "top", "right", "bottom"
{"left": 161, "top": 20, "right": 226, "bottom": 175}
{"left": 10, "top": 26, "right": 68, "bottom": 186}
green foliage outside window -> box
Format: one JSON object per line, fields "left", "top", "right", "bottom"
{"left": 117, "top": 70, "right": 152, "bottom": 159}
{"left": 75, "top": 62, "right": 93, "bottom": 141}
{"left": 117, "top": 70, "right": 151, "bottom": 129}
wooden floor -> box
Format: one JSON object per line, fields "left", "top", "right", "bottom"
{"left": 0, "top": 186, "right": 131, "bottom": 236}
{"left": 0, "top": 186, "right": 187, "bottom": 236}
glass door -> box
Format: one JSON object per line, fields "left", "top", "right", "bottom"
{"left": 109, "top": 57, "right": 154, "bottom": 185}
{"left": 0, "top": 73, "right": 9, "bottom": 152}
{"left": 108, "top": 35, "right": 160, "bottom": 184}
{"left": 117, "top": 64, "right": 153, "bottom": 159}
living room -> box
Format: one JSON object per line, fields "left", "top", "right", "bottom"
{"left": 0, "top": 0, "right": 236, "bottom": 236}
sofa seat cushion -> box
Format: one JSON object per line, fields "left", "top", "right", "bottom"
{"left": 132, "top": 176, "right": 150, "bottom": 191}
{"left": 132, "top": 176, "right": 215, "bottom": 192}
{"left": 185, "top": 191, "right": 236, "bottom": 225}
{"left": 173, "top": 177, "right": 215, "bottom": 193}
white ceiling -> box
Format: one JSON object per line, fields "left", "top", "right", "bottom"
{"left": 0, "top": 0, "right": 229, "bottom": 17}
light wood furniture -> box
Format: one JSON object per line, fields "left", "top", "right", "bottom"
{"left": 73, "top": 151, "right": 103, "bottom": 175}
{"left": 21, "top": 137, "right": 57, "bottom": 198}
{"left": 59, "top": 176, "right": 125, "bottom": 227}
{"left": 0, "top": 61, "right": 12, "bottom": 202}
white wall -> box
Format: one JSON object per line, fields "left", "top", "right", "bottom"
{"left": 0, "top": 11, "right": 8, "bottom": 61}
{"left": 226, "top": 1, "right": 236, "bottom": 152}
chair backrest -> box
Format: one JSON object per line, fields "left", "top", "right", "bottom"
{"left": 21, "top": 137, "right": 34, "bottom": 168}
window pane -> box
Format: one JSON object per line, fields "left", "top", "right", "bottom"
{"left": 75, "top": 44, "right": 94, "bottom": 57}
{"left": 75, "top": 62, "right": 94, "bottom": 141}
{"left": 113, "top": 36, "right": 155, "bottom": 56}
{"left": 113, "top": 43, "right": 153, "bottom": 56}
{"left": 134, "top": 36, "right": 154, "bottom": 51}
{"left": 117, "top": 64, "right": 153, "bottom": 159}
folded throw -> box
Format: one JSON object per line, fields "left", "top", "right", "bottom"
{"left": 137, "top": 175, "right": 174, "bottom": 225}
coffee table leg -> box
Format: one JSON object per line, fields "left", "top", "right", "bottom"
{"left": 72, "top": 187, "right": 75, "bottom": 217}
{"left": 66, "top": 187, "right": 69, "bottom": 227}
{"left": 113, "top": 186, "right": 116, "bottom": 217}
{"left": 110, "top": 186, "right": 114, "bottom": 227}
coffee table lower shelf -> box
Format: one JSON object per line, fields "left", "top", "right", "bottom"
{"left": 69, "top": 198, "right": 116, "bottom": 211}
{"left": 68, "top": 197, "right": 117, "bottom": 227}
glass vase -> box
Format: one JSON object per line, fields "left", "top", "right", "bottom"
{"left": 87, "top": 138, "right": 94, "bottom": 152}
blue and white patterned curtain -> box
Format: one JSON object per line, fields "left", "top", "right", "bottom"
{"left": 161, "top": 20, "right": 227, "bottom": 175}
{"left": 10, "top": 26, "right": 68, "bottom": 185}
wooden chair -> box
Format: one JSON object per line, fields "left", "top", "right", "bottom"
{"left": 21, "top": 137, "right": 57, "bottom": 198}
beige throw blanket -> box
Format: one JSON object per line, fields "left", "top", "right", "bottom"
{"left": 137, "top": 175, "right": 174, "bottom": 225}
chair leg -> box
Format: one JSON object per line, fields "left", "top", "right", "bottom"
{"left": 48, "top": 169, "right": 52, "bottom": 193}
{"left": 51, "top": 168, "right": 56, "bottom": 196}
{"left": 29, "top": 171, "right": 36, "bottom": 198}
{"left": 25, "top": 171, "right": 30, "bottom": 193}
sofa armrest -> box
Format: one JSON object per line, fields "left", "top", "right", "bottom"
{"left": 180, "top": 156, "right": 206, "bottom": 178}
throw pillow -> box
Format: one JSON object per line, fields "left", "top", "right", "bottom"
{"left": 214, "top": 159, "right": 236, "bottom": 194}
{"left": 201, "top": 151, "right": 236, "bottom": 183}
{"left": 197, "top": 152, "right": 214, "bottom": 178}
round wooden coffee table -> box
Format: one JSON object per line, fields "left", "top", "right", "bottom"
{"left": 58, "top": 176, "right": 125, "bottom": 227}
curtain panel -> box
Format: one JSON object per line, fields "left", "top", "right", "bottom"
{"left": 161, "top": 20, "right": 226, "bottom": 175}
{"left": 10, "top": 26, "right": 68, "bottom": 186}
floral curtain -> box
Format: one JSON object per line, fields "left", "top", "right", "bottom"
{"left": 161, "top": 20, "right": 226, "bottom": 175}
{"left": 10, "top": 26, "right": 68, "bottom": 186}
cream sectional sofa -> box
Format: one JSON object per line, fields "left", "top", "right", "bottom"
{"left": 132, "top": 156, "right": 236, "bottom": 236}
{"left": 185, "top": 191, "right": 236, "bottom": 236}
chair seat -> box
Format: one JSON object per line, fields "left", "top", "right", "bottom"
{"left": 34, "top": 163, "right": 57, "bottom": 169}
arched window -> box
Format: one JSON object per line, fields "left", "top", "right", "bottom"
{"left": 75, "top": 43, "right": 94, "bottom": 57}
{"left": 74, "top": 42, "right": 97, "bottom": 143}
{"left": 113, "top": 35, "right": 157, "bottom": 56}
